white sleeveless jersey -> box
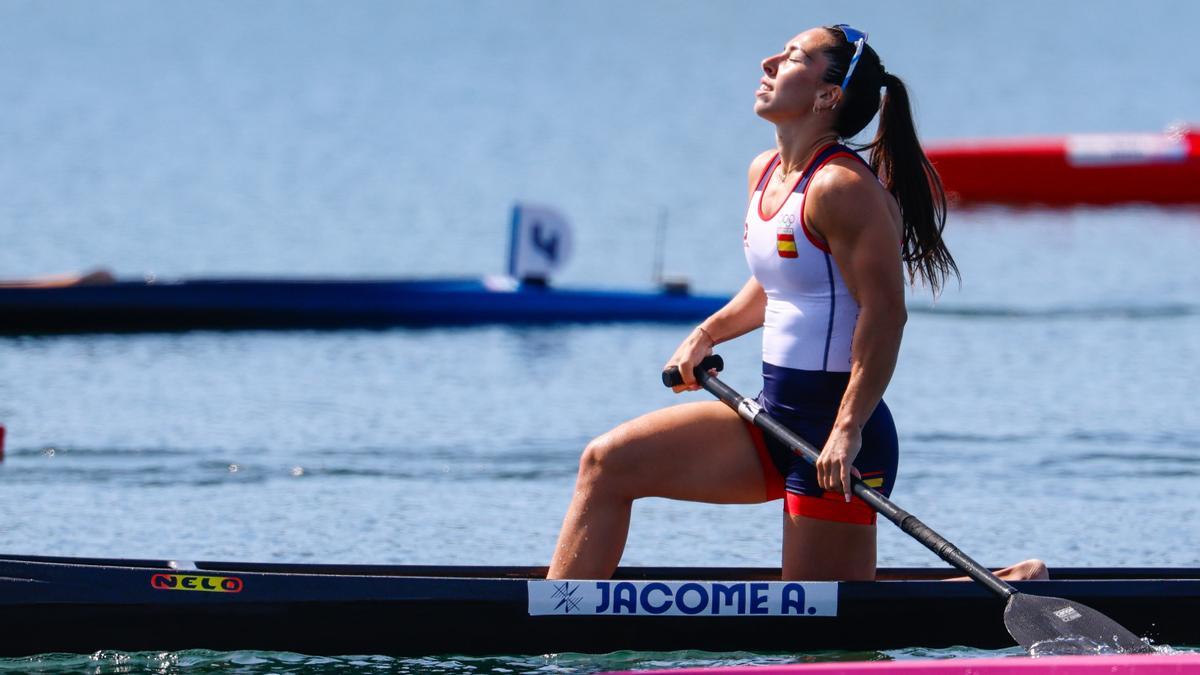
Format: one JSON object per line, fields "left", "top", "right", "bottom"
{"left": 743, "top": 145, "right": 865, "bottom": 372}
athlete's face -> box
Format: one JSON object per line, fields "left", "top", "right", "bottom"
{"left": 755, "top": 28, "right": 840, "bottom": 123}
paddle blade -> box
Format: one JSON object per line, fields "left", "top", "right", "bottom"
{"left": 1004, "top": 592, "right": 1154, "bottom": 655}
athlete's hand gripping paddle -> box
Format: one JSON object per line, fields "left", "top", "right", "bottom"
{"left": 661, "top": 355, "right": 725, "bottom": 388}
{"left": 662, "top": 355, "right": 1153, "bottom": 656}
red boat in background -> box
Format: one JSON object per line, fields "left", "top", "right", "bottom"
{"left": 925, "top": 126, "right": 1199, "bottom": 206}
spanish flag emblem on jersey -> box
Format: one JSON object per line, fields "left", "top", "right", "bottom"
{"left": 776, "top": 225, "right": 798, "bottom": 258}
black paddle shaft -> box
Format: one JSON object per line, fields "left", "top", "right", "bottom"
{"left": 662, "top": 356, "right": 1015, "bottom": 599}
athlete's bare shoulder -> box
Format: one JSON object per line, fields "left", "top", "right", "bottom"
{"left": 808, "top": 156, "right": 879, "bottom": 202}
{"left": 806, "top": 157, "right": 900, "bottom": 242}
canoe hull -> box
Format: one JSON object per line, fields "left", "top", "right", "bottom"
{"left": 0, "top": 556, "right": 1196, "bottom": 657}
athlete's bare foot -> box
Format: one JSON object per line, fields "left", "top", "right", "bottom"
{"left": 0, "top": 267, "right": 115, "bottom": 288}
{"left": 76, "top": 267, "right": 116, "bottom": 285}
{"left": 947, "top": 558, "right": 1049, "bottom": 582}
{"left": 995, "top": 558, "right": 1049, "bottom": 581}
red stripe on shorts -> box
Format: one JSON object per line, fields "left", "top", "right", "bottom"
{"left": 742, "top": 420, "right": 786, "bottom": 500}
{"left": 786, "top": 492, "right": 877, "bottom": 525}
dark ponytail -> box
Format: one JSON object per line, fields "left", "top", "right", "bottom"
{"left": 822, "top": 28, "right": 958, "bottom": 296}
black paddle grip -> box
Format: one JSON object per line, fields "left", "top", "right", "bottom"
{"left": 661, "top": 355, "right": 725, "bottom": 388}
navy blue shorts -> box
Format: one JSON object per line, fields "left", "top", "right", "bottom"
{"left": 743, "top": 362, "right": 899, "bottom": 524}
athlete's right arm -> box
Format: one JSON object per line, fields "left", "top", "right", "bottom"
{"left": 663, "top": 152, "right": 775, "bottom": 392}
{"left": 665, "top": 276, "right": 766, "bottom": 392}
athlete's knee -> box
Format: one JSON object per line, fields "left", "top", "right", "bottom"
{"left": 578, "top": 433, "right": 617, "bottom": 479}
{"left": 577, "top": 430, "right": 636, "bottom": 493}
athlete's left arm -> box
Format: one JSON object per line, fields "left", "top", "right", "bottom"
{"left": 804, "top": 160, "right": 908, "bottom": 501}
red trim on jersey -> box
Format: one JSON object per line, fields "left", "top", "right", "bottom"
{"left": 753, "top": 153, "right": 780, "bottom": 194}
{"left": 757, "top": 145, "right": 835, "bottom": 223}
{"left": 797, "top": 151, "right": 861, "bottom": 254}
{"left": 786, "top": 491, "right": 877, "bottom": 525}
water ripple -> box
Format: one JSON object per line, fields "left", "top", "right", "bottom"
{"left": 0, "top": 648, "right": 918, "bottom": 675}
{"left": 1062, "top": 431, "right": 1200, "bottom": 451}
{"left": 909, "top": 303, "right": 1199, "bottom": 321}
{"left": 0, "top": 446, "right": 191, "bottom": 459}
{"left": 1, "top": 448, "right": 577, "bottom": 487}
{"left": 907, "top": 432, "right": 1035, "bottom": 445}
{"left": 2, "top": 646, "right": 1194, "bottom": 674}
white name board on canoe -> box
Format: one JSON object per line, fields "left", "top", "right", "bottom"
{"left": 527, "top": 580, "right": 837, "bottom": 617}
{"left": 1065, "top": 133, "right": 1188, "bottom": 167}
{"left": 507, "top": 203, "right": 573, "bottom": 280}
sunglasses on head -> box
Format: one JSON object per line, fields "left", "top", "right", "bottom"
{"left": 833, "top": 24, "right": 868, "bottom": 90}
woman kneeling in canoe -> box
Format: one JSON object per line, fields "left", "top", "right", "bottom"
{"left": 549, "top": 25, "right": 1045, "bottom": 582}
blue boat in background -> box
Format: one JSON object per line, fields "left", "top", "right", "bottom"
{"left": 0, "top": 276, "right": 728, "bottom": 334}
{"left": 0, "top": 204, "right": 730, "bottom": 334}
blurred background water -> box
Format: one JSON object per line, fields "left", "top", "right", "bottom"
{"left": 1, "top": 0, "right": 1198, "bottom": 672}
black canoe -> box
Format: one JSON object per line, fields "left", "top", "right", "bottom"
{"left": 0, "top": 554, "right": 1197, "bottom": 656}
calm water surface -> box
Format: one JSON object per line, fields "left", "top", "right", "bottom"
{"left": 1, "top": 0, "right": 1198, "bottom": 671}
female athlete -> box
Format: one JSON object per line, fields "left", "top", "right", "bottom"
{"left": 548, "top": 25, "right": 1045, "bottom": 582}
